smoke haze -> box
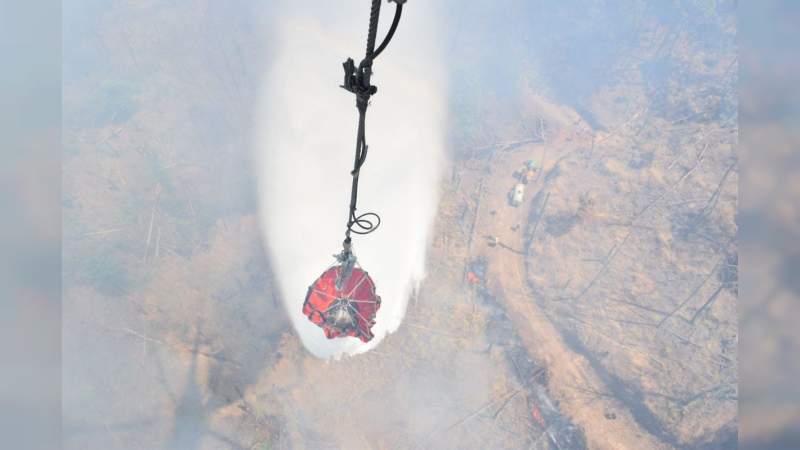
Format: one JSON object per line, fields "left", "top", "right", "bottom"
{"left": 256, "top": 1, "right": 446, "bottom": 358}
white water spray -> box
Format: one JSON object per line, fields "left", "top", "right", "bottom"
{"left": 256, "top": 2, "right": 446, "bottom": 358}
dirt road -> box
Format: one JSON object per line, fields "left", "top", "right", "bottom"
{"left": 456, "top": 121, "right": 674, "bottom": 449}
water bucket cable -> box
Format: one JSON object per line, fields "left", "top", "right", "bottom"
{"left": 339, "top": 0, "right": 405, "bottom": 247}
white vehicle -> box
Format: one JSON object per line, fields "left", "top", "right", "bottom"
{"left": 510, "top": 183, "right": 525, "bottom": 207}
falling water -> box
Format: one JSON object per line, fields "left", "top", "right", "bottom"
{"left": 255, "top": 1, "right": 446, "bottom": 358}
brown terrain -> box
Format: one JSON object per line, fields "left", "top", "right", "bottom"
{"left": 63, "top": 1, "right": 738, "bottom": 449}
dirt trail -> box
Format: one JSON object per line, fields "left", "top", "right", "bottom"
{"left": 465, "top": 126, "right": 673, "bottom": 449}
{"left": 485, "top": 261, "right": 670, "bottom": 450}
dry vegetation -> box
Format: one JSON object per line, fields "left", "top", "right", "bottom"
{"left": 63, "top": 1, "right": 737, "bottom": 449}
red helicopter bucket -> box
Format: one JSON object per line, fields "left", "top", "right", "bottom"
{"left": 303, "top": 258, "right": 381, "bottom": 343}
{"left": 301, "top": 0, "right": 405, "bottom": 343}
